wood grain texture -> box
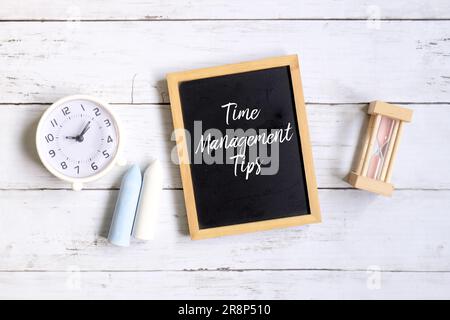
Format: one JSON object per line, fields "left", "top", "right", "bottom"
{"left": 1, "top": 21, "right": 450, "bottom": 104}
{"left": 1, "top": 1, "right": 449, "bottom": 20}
{"left": 0, "top": 104, "right": 448, "bottom": 190}
{"left": 1, "top": 271, "right": 449, "bottom": 300}
{"left": 0, "top": 189, "right": 449, "bottom": 272}
{"left": 1, "top": 1, "right": 449, "bottom": 299}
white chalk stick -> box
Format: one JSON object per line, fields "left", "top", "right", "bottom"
{"left": 132, "top": 160, "right": 163, "bottom": 240}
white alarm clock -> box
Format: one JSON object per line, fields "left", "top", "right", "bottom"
{"left": 36, "top": 95, "right": 125, "bottom": 190}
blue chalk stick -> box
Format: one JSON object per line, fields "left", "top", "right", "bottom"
{"left": 108, "top": 165, "right": 142, "bottom": 247}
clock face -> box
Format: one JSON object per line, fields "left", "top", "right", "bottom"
{"left": 37, "top": 98, "right": 120, "bottom": 179}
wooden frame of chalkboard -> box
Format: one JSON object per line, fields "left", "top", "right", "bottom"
{"left": 167, "top": 55, "right": 321, "bottom": 240}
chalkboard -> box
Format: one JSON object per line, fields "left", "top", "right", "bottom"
{"left": 167, "top": 55, "right": 321, "bottom": 239}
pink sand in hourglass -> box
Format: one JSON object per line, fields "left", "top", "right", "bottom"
{"left": 367, "top": 116, "right": 395, "bottom": 179}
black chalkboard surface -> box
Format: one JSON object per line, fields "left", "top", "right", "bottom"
{"left": 167, "top": 55, "right": 321, "bottom": 239}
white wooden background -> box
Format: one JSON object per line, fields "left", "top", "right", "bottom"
{"left": 1, "top": 0, "right": 450, "bottom": 300}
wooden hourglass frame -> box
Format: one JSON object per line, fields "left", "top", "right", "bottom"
{"left": 348, "top": 101, "right": 413, "bottom": 196}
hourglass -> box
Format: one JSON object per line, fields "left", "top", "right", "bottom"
{"left": 348, "top": 101, "right": 413, "bottom": 196}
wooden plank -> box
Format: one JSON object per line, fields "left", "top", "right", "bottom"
{"left": 1, "top": 1, "right": 449, "bottom": 20}
{"left": 0, "top": 270, "right": 449, "bottom": 299}
{"left": 0, "top": 104, "right": 448, "bottom": 190}
{"left": 0, "top": 105, "right": 179, "bottom": 189}
{"left": 0, "top": 189, "right": 449, "bottom": 271}
{"left": 0, "top": 21, "right": 449, "bottom": 104}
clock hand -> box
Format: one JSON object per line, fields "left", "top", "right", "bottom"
{"left": 66, "top": 136, "right": 79, "bottom": 140}
{"left": 79, "top": 121, "right": 91, "bottom": 137}
{"left": 76, "top": 121, "right": 91, "bottom": 142}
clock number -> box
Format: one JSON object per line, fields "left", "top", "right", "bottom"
{"left": 50, "top": 119, "right": 58, "bottom": 127}
{"left": 74, "top": 166, "right": 80, "bottom": 174}
{"left": 102, "top": 150, "right": 110, "bottom": 159}
{"left": 49, "top": 150, "right": 56, "bottom": 158}
{"left": 62, "top": 106, "right": 70, "bottom": 116}
{"left": 107, "top": 135, "right": 113, "bottom": 143}
{"left": 91, "top": 162, "right": 98, "bottom": 171}
{"left": 61, "top": 162, "right": 68, "bottom": 170}
{"left": 45, "top": 133, "right": 54, "bottom": 143}
{"left": 104, "top": 119, "right": 111, "bottom": 127}
{"left": 80, "top": 104, "right": 85, "bottom": 111}
{"left": 93, "top": 107, "right": 101, "bottom": 117}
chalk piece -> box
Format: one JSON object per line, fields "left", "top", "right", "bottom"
{"left": 133, "top": 160, "right": 163, "bottom": 240}
{"left": 108, "top": 165, "right": 142, "bottom": 247}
